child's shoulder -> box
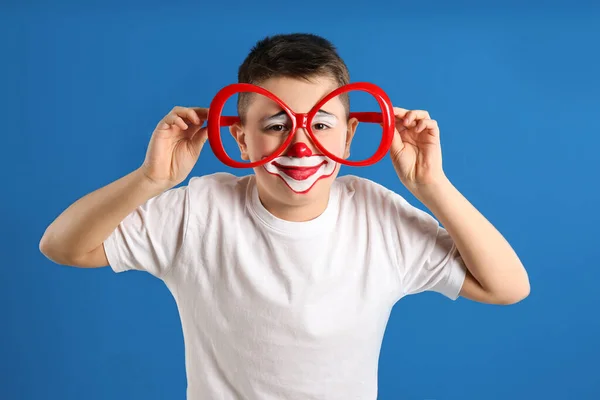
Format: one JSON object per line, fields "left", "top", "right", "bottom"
{"left": 186, "top": 172, "right": 253, "bottom": 202}
{"left": 335, "top": 174, "right": 438, "bottom": 230}
{"left": 335, "top": 174, "right": 408, "bottom": 205}
{"left": 188, "top": 171, "right": 249, "bottom": 188}
{"left": 335, "top": 174, "right": 390, "bottom": 191}
{"left": 187, "top": 171, "right": 254, "bottom": 188}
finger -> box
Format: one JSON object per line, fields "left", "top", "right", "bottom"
{"left": 183, "top": 108, "right": 201, "bottom": 125}
{"left": 393, "top": 107, "right": 409, "bottom": 118}
{"left": 161, "top": 107, "right": 208, "bottom": 131}
{"left": 157, "top": 121, "right": 170, "bottom": 130}
{"left": 392, "top": 109, "right": 408, "bottom": 131}
{"left": 159, "top": 114, "right": 179, "bottom": 130}
{"left": 171, "top": 116, "right": 188, "bottom": 130}
{"left": 190, "top": 107, "right": 209, "bottom": 122}
{"left": 182, "top": 107, "right": 210, "bottom": 126}
{"left": 179, "top": 122, "right": 203, "bottom": 138}
{"left": 394, "top": 120, "right": 407, "bottom": 134}
{"left": 163, "top": 113, "right": 177, "bottom": 125}
{"left": 389, "top": 125, "right": 405, "bottom": 159}
{"left": 190, "top": 127, "right": 209, "bottom": 157}
{"left": 174, "top": 106, "right": 209, "bottom": 125}
{"left": 415, "top": 119, "right": 438, "bottom": 134}
{"left": 403, "top": 110, "right": 430, "bottom": 128}
{"left": 169, "top": 106, "right": 195, "bottom": 125}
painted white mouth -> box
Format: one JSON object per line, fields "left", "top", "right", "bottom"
{"left": 264, "top": 155, "right": 337, "bottom": 193}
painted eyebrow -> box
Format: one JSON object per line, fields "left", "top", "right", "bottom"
{"left": 314, "top": 110, "right": 338, "bottom": 121}
{"left": 261, "top": 110, "right": 337, "bottom": 124}
{"left": 260, "top": 109, "right": 338, "bottom": 124}
{"left": 261, "top": 111, "right": 288, "bottom": 123}
{"left": 316, "top": 110, "right": 335, "bottom": 117}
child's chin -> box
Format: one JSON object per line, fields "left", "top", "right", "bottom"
{"left": 268, "top": 173, "right": 333, "bottom": 200}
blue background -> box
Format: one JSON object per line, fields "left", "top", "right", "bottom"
{"left": 2, "top": 1, "right": 599, "bottom": 399}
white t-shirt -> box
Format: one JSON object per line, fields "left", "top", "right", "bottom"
{"left": 104, "top": 172, "right": 466, "bottom": 400}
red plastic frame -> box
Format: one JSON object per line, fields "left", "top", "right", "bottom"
{"left": 207, "top": 82, "right": 395, "bottom": 168}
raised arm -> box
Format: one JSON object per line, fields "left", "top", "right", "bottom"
{"left": 40, "top": 106, "right": 209, "bottom": 268}
{"left": 389, "top": 107, "right": 529, "bottom": 304}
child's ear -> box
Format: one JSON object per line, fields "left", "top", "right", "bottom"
{"left": 229, "top": 123, "right": 249, "bottom": 161}
{"left": 344, "top": 117, "right": 359, "bottom": 159}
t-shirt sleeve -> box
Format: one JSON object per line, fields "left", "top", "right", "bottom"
{"left": 386, "top": 190, "right": 467, "bottom": 300}
{"left": 103, "top": 184, "right": 190, "bottom": 278}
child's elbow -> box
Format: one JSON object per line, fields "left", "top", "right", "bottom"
{"left": 496, "top": 277, "right": 530, "bottom": 305}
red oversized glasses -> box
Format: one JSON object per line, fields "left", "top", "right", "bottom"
{"left": 206, "top": 82, "right": 395, "bottom": 168}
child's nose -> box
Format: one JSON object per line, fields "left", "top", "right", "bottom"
{"left": 285, "top": 142, "right": 313, "bottom": 157}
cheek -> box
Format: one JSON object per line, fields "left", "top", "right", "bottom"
{"left": 245, "top": 133, "right": 286, "bottom": 159}
{"left": 315, "top": 128, "right": 347, "bottom": 155}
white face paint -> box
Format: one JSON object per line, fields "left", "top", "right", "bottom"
{"left": 311, "top": 111, "right": 339, "bottom": 130}
{"left": 260, "top": 110, "right": 342, "bottom": 193}
{"left": 261, "top": 112, "right": 291, "bottom": 132}
{"left": 263, "top": 154, "right": 337, "bottom": 193}
{"left": 260, "top": 110, "right": 340, "bottom": 135}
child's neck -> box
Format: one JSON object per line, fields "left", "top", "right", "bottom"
{"left": 257, "top": 187, "right": 330, "bottom": 223}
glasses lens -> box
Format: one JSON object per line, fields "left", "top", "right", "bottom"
{"left": 314, "top": 90, "right": 384, "bottom": 164}
{"left": 218, "top": 91, "right": 293, "bottom": 164}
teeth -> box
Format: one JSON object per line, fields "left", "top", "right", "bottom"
{"left": 272, "top": 156, "right": 328, "bottom": 168}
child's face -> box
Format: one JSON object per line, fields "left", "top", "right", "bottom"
{"left": 230, "top": 75, "right": 358, "bottom": 207}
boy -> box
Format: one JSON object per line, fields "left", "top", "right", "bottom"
{"left": 40, "top": 33, "right": 530, "bottom": 399}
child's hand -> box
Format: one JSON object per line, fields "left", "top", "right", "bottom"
{"left": 389, "top": 107, "right": 447, "bottom": 194}
{"left": 140, "top": 106, "right": 209, "bottom": 189}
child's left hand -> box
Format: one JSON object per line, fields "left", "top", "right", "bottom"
{"left": 389, "top": 107, "right": 448, "bottom": 194}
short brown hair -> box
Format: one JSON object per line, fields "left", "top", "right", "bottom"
{"left": 237, "top": 33, "right": 350, "bottom": 120}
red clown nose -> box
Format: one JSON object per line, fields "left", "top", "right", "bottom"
{"left": 285, "top": 142, "right": 313, "bottom": 158}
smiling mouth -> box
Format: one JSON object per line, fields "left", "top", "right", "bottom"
{"left": 272, "top": 161, "right": 327, "bottom": 180}
{"left": 263, "top": 155, "right": 337, "bottom": 194}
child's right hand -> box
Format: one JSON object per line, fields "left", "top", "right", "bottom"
{"left": 141, "top": 106, "right": 209, "bottom": 190}
{"left": 40, "top": 106, "right": 210, "bottom": 268}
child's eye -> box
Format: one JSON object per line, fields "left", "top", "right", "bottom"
{"left": 313, "top": 123, "right": 330, "bottom": 131}
{"left": 265, "top": 124, "right": 289, "bottom": 133}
